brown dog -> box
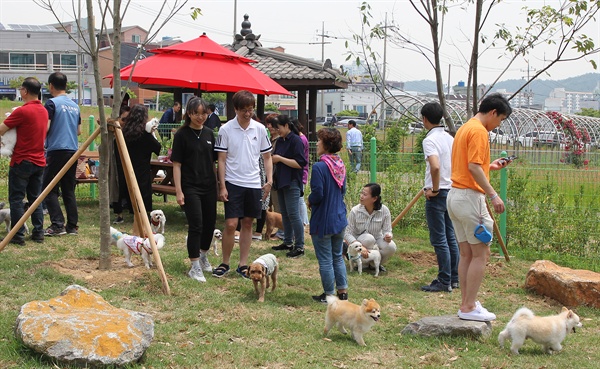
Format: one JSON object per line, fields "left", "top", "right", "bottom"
{"left": 264, "top": 209, "right": 283, "bottom": 239}
{"left": 249, "top": 253, "right": 278, "bottom": 302}
{"left": 324, "top": 296, "right": 381, "bottom": 346}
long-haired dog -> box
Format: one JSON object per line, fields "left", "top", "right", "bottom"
{"left": 145, "top": 117, "right": 159, "bottom": 135}
{"left": 1, "top": 107, "right": 19, "bottom": 157}
{"left": 498, "top": 306, "right": 582, "bottom": 355}
{"left": 0, "top": 208, "right": 29, "bottom": 234}
{"left": 347, "top": 241, "right": 381, "bottom": 277}
{"left": 324, "top": 296, "right": 381, "bottom": 346}
{"left": 264, "top": 208, "right": 283, "bottom": 239}
{"left": 212, "top": 229, "right": 222, "bottom": 256}
{"left": 249, "top": 253, "right": 278, "bottom": 302}
{"left": 116, "top": 233, "right": 165, "bottom": 269}
{"left": 149, "top": 209, "right": 166, "bottom": 234}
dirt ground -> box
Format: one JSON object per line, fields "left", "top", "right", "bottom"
{"left": 46, "top": 256, "right": 154, "bottom": 291}
{"left": 46, "top": 251, "right": 441, "bottom": 291}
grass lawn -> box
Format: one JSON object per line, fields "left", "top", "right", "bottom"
{"left": 0, "top": 199, "right": 598, "bottom": 368}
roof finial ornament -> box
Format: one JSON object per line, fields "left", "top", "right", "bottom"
{"left": 232, "top": 14, "right": 262, "bottom": 51}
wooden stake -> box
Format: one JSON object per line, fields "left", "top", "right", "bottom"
{"left": 392, "top": 190, "right": 424, "bottom": 228}
{"left": 485, "top": 201, "right": 510, "bottom": 262}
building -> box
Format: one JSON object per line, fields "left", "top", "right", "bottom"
{"left": 544, "top": 87, "right": 599, "bottom": 114}
{"left": 0, "top": 22, "right": 96, "bottom": 104}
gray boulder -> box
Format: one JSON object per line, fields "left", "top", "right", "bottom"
{"left": 402, "top": 315, "right": 492, "bottom": 338}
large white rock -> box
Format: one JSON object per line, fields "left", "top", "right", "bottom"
{"left": 15, "top": 285, "right": 154, "bottom": 366}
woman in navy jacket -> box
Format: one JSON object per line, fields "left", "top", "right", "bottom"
{"left": 308, "top": 128, "right": 348, "bottom": 303}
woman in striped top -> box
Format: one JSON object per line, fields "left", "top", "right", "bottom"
{"left": 345, "top": 183, "right": 397, "bottom": 272}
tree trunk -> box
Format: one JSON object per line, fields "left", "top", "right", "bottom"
{"left": 469, "top": 0, "right": 484, "bottom": 117}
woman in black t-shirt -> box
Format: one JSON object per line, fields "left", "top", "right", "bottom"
{"left": 171, "top": 97, "right": 218, "bottom": 283}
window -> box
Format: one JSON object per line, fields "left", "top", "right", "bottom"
{"left": 53, "top": 54, "right": 77, "bottom": 71}
{"left": 1, "top": 52, "right": 48, "bottom": 71}
{"left": 132, "top": 34, "right": 141, "bottom": 43}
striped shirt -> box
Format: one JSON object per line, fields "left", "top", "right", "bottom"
{"left": 345, "top": 204, "right": 393, "bottom": 243}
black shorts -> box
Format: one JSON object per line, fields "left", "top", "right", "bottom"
{"left": 224, "top": 182, "right": 262, "bottom": 220}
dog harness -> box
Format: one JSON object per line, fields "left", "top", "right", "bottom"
{"left": 151, "top": 218, "right": 161, "bottom": 228}
{"left": 122, "top": 235, "right": 153, "bottom": 255}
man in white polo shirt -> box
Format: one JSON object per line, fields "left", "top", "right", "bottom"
{"left": 213, "top": 90, "right": 273, "bottom": 279}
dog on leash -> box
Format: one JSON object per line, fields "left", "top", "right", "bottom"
{"left": 149, "top": 209, "right": 166, "bottom": 234}
{"left": 264, "top": 209, "right": 283, "bottom": 239}
{"left": 249, "top": 253, "right": 278, "bottom": 302}
{"left": 324, "top": 296, "right": 381, "bottom": 346}
{"left": 116, "top": 233, "right": 165, "bottom": 269}
{"left": 346, "top": 241, "right": 381, "bottom": 277}
{"left": 0, "top": 208, "right": 29, "bottom": 234}
{"left": 212, "top": 229, "right": 222, "bottom": 256}
{"left": 498, "top": 306, "right": 582, "bottom": 355}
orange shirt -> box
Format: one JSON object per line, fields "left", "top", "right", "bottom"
{"left": 451, "top": 118, "right": 490, "bottom": 193}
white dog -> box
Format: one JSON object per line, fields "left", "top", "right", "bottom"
{"left": 145, "top": 117, "right": 160, "bottom": 138}
{"left": 1, "top": 107, "right": 19, "bottom": 157}
{"left": 212, "top": 229, "right": 222, "bottom": 256}
{"left": 347, "top": 241, "right": 381, "bottom": 277}
{"left": 116, "top": 233, "right": 165, "bottom": 269}
{"left": 110, "top": 226, "right": 124, "bottom": 246}
{"left": 498, "top": 306, "right": 583, "bottom": 355}
{"left": 149, "top": 209, "right": 166, "bottom": 234}
{"left": 0, "top": 208, "right": 29, "bottom": 234}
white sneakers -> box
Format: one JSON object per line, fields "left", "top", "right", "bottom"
{"left": 199, "top": 252, "right": 212, "bottom": 272}
{"left": 458, "top": 301, "right": 496, "bottom": 322}
{"left": 188, "top": 267, "right": 206, "bottom": 283}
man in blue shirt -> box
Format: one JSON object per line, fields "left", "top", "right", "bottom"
{"left": 43, "top": 72, "right": 81, "bottom": 236}
{"left": 158, "top": 101, "right": 181, "bottom": 138}
{"left": 346, "top": 120, "right": 363, "bottom": 173}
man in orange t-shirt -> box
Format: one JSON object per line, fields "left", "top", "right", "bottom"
{"left": 447, "top": 93, "right": 514, "bottom": 322}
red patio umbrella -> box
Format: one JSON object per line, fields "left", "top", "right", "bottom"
{"left": 108, "top": 33, "right": 292, "bottom": 96}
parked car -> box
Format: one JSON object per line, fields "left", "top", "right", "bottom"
{"left": 337, "top": 118, "right": 367, "bottom": 126}
{"left": 408, "top": 122, "right": 424, "bottom": 134}
{"left": 489, "top": 128, "right": 512, "bottom": 145}
{"left": 517, "top": 131, "right": 564, "bottom": 148}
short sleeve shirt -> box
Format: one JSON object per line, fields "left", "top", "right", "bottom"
{"left": 451, "top": 118, "right": 490, "bottom": 193}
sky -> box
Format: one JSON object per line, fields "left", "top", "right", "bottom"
{"left": 1, "top": 0, "right": 599, "bottom": 89}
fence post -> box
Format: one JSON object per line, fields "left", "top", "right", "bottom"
{"left": 370, "top": 137, "right": 376, "bottom": 182}
{"left": 499, "top": 150, "right": 507, "bottom": 255}
{"left": 88, "top": 115, "right": 97, "bottom": 199}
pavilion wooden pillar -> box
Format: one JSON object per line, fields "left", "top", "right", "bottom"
{"left": 226, "top": 92, "right": 235, "bottom": 120}
{"left": 308, "top": 87, "right": 318, "bottom": 140}
{"left": 297, "top": 87, "right": 307, "bottom": 130}
{"left": 174, "top": 89, "right": 183, "bottom": 122}
{"left": 257, "top": 94, "right": 265, "bottom": 121}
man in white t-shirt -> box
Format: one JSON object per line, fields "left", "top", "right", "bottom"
{"left": 213, "top": 90, "right": 273, "bottom": 279}
{"left": 420, "top": 102, "right": 459, "bottom": 293}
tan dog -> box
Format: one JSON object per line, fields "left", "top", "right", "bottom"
{"left": 264, "top": 209, "right": 283, "bottom": 239}
{"left": 498, "top": 306, "right": 582, "bottom": 355}
{"left": 249, "top": 253, "right": 278, "bottom": 302}
{"left": 324, "top": 296, "right": 381, "bottom": 346}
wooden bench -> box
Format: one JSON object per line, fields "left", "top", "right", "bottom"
{"left": 75, "top": 150, "right": 99, "bottom": 185}
{"left": 152, "top": 184, "right": 176, "bottom": 196}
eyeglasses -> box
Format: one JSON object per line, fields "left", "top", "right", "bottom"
{"left": 19, "top": 87, "right": 26, "bottom": 92}
{"left": 238, "top": 108, "right": 255, "bottom": 114}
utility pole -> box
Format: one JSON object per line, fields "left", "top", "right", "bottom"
{"left": 447, "top": 64, "right": 451, "bottom": 96}
{"left": 233, "top": 0, "right": 238, "bottom": 37}
{"left": 521, "top": 60, "right": 536, "bottom": 108}
{"left": 378, "top": 13, "right": 388, "bottom": 130}
{"left": 77, "top": 0, "right": 83, "bottom": 106}
{"left": 310, "top": 22, "right": 335, "bottom": 118}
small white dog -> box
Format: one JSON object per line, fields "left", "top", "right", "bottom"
{"left": 347, "top": 241, "right": 381, "bottom": 277}
{"left": 116, "top": 233, "right": 165, "bottom": 269}
{"left": 212, "top": 229, "right": 222, "bottom": 256}
{"left": 145, "top": 117, "right": 160, "bottom": 138}
{"left": 149, "top": 209, "right": 166, "bottom": 234}
{"left": 0, "top": 208, "right": 29, "bottom": 234}
{"left": 498, "top": 306, "right": 583, "bottom": 355}
{"left": 1, "top": 107, "right": 19, "bottom": 157}
{"left": 110, "top": 226, "right": 124, "bottom": 246}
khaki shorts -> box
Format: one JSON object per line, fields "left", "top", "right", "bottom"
{"left": 447, "top": 188, "right": 494, "bottom": 245}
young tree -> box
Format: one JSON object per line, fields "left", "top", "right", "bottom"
{"left": 34, "top": 0, "right": 193, "bottom": 275}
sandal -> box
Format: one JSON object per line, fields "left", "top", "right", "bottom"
{"left": 236, "top": 265, "right": 250, "bottom": 280}
{"left": 212, "top": 263, "right": 230, "bottom": 278}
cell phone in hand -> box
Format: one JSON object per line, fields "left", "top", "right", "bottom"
{"left": 500, "top": 155, "right": 517, "bottom": 164}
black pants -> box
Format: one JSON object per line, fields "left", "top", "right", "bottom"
{"left": 183, "top": 189, "right": 217, "bottom": 259}
{"left": 43, "top": 150, "right": 78, "bottom": 229}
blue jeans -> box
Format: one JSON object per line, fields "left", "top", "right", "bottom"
{"left": 425, "top": 189, "right": 459, "bottom": 285}
{"left": 8, "top": 160, "right": 45, "bottom": 239}
{"left": 312, "top": 230, "right": 348, "bottom": 295}
{"left": 277, "top": 179, "right": 304, "bottom": 249}
{"left": 349, "top": 146, "right": 362, "bottom": 172}
{"left": 298, "top": 194, "right": 308, "bottom": 226}
{"left": 43, "top": 150, "right": 78, "bottom": 229}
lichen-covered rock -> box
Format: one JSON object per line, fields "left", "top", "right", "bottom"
{"left": 525, "top": 260, "right": 600, "bottom": 308}
{"left": 402, "top": 315, "right": 492, "bottom": 338}
{"left": 15, "top": 285, "right": 154, "bottom": 366}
